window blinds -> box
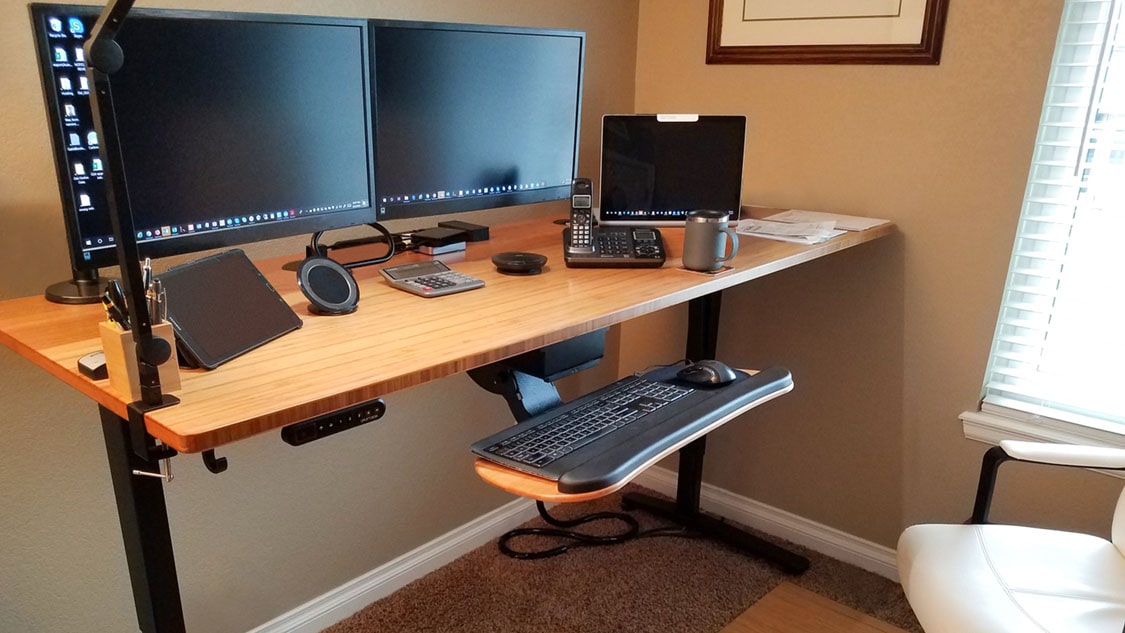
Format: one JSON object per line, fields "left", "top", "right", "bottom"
{"left": 983, "top": 0, "right": 1125, "bottom": 429}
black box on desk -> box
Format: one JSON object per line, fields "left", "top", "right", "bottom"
{"left": 502, "top": 329, "right": 607, "bottom": 381}
{"left": 437, "top": 220, "right": 489, "bottom": 242}
{"left": 412, "top": 227, "right": 467, "bottom": 247}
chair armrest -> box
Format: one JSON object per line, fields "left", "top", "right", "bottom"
{"left": 999, "top": 440, "right": 1125, "bottom": 470}
{"left": 970, "top": 441, "right": 1125, "bottom": 524}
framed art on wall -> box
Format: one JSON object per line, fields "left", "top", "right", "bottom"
{"left": 706, "top": 0, "right": 949, "bottom": 64}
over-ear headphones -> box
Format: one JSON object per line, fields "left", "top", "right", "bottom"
{"left": 296, "top": 223, "right": 395, "bottom": 316}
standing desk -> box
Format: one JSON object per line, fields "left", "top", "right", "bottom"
{"left": 0, "top": 209, "right": 892, "bottom": 633}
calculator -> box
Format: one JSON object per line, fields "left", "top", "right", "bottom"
{"left": 379, "top": 260, "right": 484, "bottom": 297}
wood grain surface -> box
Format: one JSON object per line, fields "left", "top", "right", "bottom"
{"left": 0, "top": 210, "right": 892, "bottom": 453}
{"left": 719, "top": 582, "right": 909, "bottom": 633}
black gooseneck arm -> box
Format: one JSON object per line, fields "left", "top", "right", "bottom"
{"left": 89, "top": 8, "right": 187, "bottom": 631}
{"left": 85, "top": 0, "right": 175, "bottom": 409}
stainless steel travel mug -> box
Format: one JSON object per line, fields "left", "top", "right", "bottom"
{"left": 682, "top": 210, "right": 739, "bottom": 271}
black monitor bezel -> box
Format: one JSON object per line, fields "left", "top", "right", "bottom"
{"left": 367, "top": 18, "right": 584, "bottom": 222}
{"left": 596, "top": 114, "right": 748, "bottom": 226}
{"left": 28, "top": 3, "right": 379, "bottom": 273}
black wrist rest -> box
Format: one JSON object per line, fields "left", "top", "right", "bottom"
{"left": 555, "top": 366, "right": 793, "bottom": 494}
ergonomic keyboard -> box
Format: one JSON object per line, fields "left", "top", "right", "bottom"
{"left": 470, "top": 365, "right": 794, "bottom": 493}
{"left": 479, "top": 376, "right": 694, "bottom": 469}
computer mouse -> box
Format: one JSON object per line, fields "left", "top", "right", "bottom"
{"left": 676, "top": 360, "right": 739, "bottom": 387}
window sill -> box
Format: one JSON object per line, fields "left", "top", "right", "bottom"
{"left": 961, "top": 406, "right": 1125, "bottom": 479}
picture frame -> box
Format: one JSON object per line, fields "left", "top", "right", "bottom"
{"left": 706, "top": 0, "right": 950, "bottom": 65}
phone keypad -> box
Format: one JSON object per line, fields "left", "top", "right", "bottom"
{"left": 597, "top": 231, "right": 631, "bottom": 255}
{"left": 571, "top": 210, "right": 592, "bottom": 247}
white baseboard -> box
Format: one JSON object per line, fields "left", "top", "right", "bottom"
{"left": 250, "top": 471, "right": 899, "bottom": 632}
{"left": 633, "top": 466, "right": 900, "bottom": 581}
{"left": 247, "top": 497, "right": 539, "bottom": 633}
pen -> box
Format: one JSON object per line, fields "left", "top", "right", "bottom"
{"left": 105, "top": 279, "right": 131, "bottom": 330}
{"left": 101, "top": 288, "right": 130, "bottom": 330}
{"left": 142, "top": 257, "right": 153, "bottom": 293}
{"left": 149, "top": 278, "right": 165, "bottom": 325}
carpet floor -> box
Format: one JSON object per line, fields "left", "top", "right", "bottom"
{"left": 323, "top": 486, "right": 921, "bottom": 633}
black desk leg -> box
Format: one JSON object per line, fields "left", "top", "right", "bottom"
{"left": 100, "top": 406, "right": 187, "bottom": 633}
{"left": 684, "top": 290, "right": 723, "bottom": 364}
{"left": 622, "top": 292, "right": 810, "bottom": 575}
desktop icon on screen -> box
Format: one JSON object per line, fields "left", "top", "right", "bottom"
{"left": 68, "top": 18, "right": 84, "bottom": 36}
{"left": 59, "top": 76, "right": 72, "bottom": 92}
{"left": 48, "top": 17, "right": 63, "bottom": 33}
{"left": 53, "top": 47, "right": 67, "bottom": 63}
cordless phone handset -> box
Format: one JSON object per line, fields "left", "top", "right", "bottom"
{"left": 568, "top": 177, "right": 594, "bottom": 251}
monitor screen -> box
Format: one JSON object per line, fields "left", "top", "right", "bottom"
{"left": 598, "top": 114, "right": 746, "bottom": 225}
{"left": 29, "top": 5, "right": 376, "bottom": 273}
{"left": 370, "top": 20, "right": 583, "bottom": 221}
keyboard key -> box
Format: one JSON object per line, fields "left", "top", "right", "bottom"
{"left": 480, "top": 377, "right": 693, "bottom": 469}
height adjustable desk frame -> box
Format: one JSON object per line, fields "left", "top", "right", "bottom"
{"left": 622, "top": 293, "right": 809, "bottom": 573}
{"left": 470, "top": 295, "right": 808, "bottom": 573}
{"left": 0, "top": 212, "right": 892, "bottom": 633}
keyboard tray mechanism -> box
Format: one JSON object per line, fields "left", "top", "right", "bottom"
{"left": 470, "top": 365, "right": 794, "bottom": 494}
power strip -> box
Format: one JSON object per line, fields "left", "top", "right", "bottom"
{"left": 281, "top": 398, "right": 387, "bottom": 446}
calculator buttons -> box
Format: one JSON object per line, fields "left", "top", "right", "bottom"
{"left": 380, "top": 264, "right": 485, "bottom": 298}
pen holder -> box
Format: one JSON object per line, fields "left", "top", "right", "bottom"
{"left": 99, "top": 321, "right": 181, "bottom": 401}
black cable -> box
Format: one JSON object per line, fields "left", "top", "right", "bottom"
{"left": 497, "top": 500, "right": 696, "bottom": 560}
{"left": 307, "top": 222, "right": 396, "bottom": 269}
{"left": 316, "top": 225, "right": 433, "bottom": 260}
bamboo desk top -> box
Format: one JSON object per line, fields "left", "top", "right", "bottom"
{"left": 0, "top": 211, "right": 893, "bottom": 454}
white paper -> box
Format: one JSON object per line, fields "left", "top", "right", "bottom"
{"left": 765, "top": 209, "right": 889, "bottom": 232}
{"left": 736, "top": 219, "right": 845, "bottom": 245}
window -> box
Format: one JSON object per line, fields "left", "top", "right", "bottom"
{"left": 965, "top": 0, "right": 1125, "bottom": 447}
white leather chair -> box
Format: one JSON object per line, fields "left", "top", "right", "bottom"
{"left": 897, "top": 440, "right": 1125, "bottom": 633}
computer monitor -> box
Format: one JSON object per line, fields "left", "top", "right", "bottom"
{"left": 29, "top": 4, "right": 376, "bottom": 302}
{"left": 370, "top": 20, "right": 584, "bottom": 221}
{"left": 597, "top": 114, "right": 747, "bottom": 226}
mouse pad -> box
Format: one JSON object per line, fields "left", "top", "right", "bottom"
{"left": 158, "top": 249, "right": 302, "bottom": 370}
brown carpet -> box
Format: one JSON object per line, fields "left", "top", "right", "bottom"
{"left": 323, "top": 486, "right": 921, "bottom": 633}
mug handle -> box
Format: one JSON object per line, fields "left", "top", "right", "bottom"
{"left": 717, "top": 226, "right": 739, "bottom": 262}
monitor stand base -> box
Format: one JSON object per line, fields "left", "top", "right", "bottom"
{"left": 45, "top": 271, "right": 108, "bottom": 305}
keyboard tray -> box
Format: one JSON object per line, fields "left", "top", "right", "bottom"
{"left": 471, "top": 365, "right": 793, "bottom": 495}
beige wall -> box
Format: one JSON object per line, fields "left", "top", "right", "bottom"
{"left": 6, "top": 1, "right": 1125, "bottom": 631}
{"left": 631, "top": 0, "right": 1124, "bottom": 546}
{"left": 0, "top": 2, "right": 637, "bottom": 632}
